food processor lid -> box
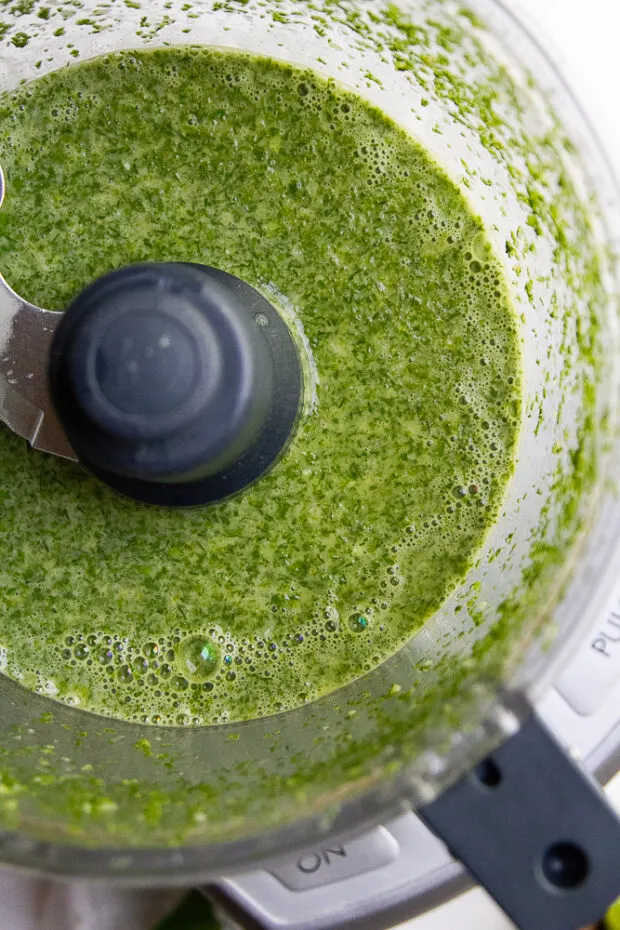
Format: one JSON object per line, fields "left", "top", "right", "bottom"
{"left": 0, "top": 167, "right": 303, "bottom": 506}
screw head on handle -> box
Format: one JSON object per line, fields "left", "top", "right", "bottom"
{"left": 49, "top": 263, "right": 303, "bottom": 506}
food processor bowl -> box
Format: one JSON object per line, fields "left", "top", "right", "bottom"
{"left": 0, "top": 0, "right": 618, "bottom": 886}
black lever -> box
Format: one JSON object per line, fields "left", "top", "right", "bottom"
{"left": 420, "top": 713, "right": 620, "bottom": 930}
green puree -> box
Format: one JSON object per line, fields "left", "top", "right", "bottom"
{"left": 0, "top": 47, "right": 521, "bottom": 726}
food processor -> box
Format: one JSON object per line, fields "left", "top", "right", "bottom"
{"left": 1, "top": 0, "right": 620, "bottom": 928}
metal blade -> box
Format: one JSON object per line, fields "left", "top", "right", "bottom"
{"left": 0, "top": 166, "right": 77, "bottom": 461}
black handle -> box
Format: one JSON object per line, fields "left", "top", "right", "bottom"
{"left": 49, "top": 263, "right": 303, "bottom": 507}
{"left": 420, "top": 713, "right": 620, "bottom": 930}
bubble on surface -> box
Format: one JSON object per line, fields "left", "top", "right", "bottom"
{"left": 177, "top": 635, "right": 220, "bottom": 682}
{"left": 348, "top": 613, "right": 369, "bottom": 633}
{"left": 117, "top": 665, "right": 133, "bottom": 684}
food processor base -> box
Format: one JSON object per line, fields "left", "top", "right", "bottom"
{"left": 212, "top": 651, "right": 620, "bottom": 930}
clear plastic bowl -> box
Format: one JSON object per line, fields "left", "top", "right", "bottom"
{"left": 0, "top": 0, "right": 618, "bottom": 883}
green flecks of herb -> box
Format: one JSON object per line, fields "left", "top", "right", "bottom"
{"left": 458, "top": 7, "right": 485, "bottom": 29}
{"left": 134, "top": 738, "right": 152, "bottom": 757}
{"left": 526, "top": 214, "right": 543, "bottom": 236}
{"left": 140, "top": 13, "right": 172, "bottom": 38}
{"left": 143, "top": 794, "right": 164, "bottom": 827}
{"left": 10, "top": 0, "right": 35, "bottom": 14}
{"left": 10, "top": 30, "right": 29, "bottom": 45}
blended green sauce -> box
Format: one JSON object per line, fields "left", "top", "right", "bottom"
{"left": 0, "top": 47, "right": 521, "bottom": 726}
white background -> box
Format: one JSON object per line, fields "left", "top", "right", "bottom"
{"left": 403, "top": 1, "right": 620, "bottom": 927}
{"left": 518, "top": 0, "right": 620, "bottom": 167}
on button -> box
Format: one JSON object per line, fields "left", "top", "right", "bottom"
{"left": 269, "top": 826, "right": 400, "bottom": 891}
